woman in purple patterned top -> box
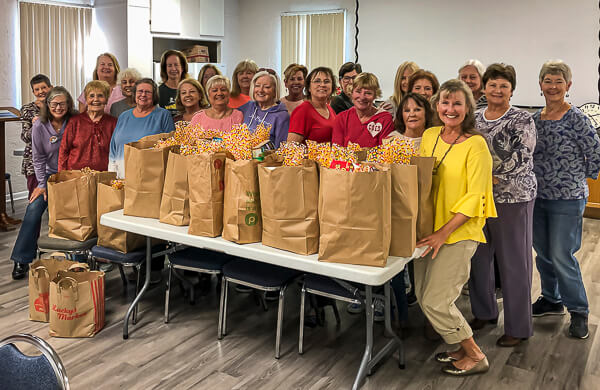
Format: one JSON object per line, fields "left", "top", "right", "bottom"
{"left": 530, "top": 60, "right": 600, "bottom": 339}
{"left": 468, "top": 63, "right": 537, "bottom": 347}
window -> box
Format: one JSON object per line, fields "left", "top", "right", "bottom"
{"left": 281, "top": 10, "right": 345, "bottom": 74}
{"left": 19, "top": 1, "right": 91, "bottom": 103}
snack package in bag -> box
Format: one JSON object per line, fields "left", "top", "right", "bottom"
{"left": 187, "top": 152, "right": 226, "bottom": 237}
{"left": 258, "top": 157, "right": 319, "bottom": 255}
{"left": 29, "top": 259, "right": 88, "bottom": 322}
{"left": 159, "top": 148, "right": 191, "bottom": 226}
{"left": 318, "top": 165, "right": 391, "bottom": 267}
{"left": 49, "top": 269, "right": 105, "bottom": 338}
{"left": 123, "top": 139, "right": 172, "bottom": 218}
{"left": 97, "top": 181, "right": 146, "bottom": 252}
{"left": 48, "top": 170, "right": 116, "bottom": 241}
{"left": 222, "top": 158, "right": 262, "bottom": 243}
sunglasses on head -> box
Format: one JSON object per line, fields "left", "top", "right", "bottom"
{"left": 258, "top": 68, "right": 277, "bottom": 76}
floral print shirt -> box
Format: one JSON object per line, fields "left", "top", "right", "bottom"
{"left": 533, "top": 106, "right": 600, "bottom": 200}
{"left": 475, "top": 106, "right": 537, "bottom": 203}
{"left": 19, "top": 102, "right": 40, "bottom": 176}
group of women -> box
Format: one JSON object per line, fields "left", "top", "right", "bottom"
{"left": 10, "top": 49, "right": 600, "bottom": 377}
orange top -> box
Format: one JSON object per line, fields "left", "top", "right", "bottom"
{"left": 228, "top": 94, "right": 251, "bottom": 109}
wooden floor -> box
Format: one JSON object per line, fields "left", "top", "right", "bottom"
{"left": 1, "top": 198, "right": 599, "bottom": 389}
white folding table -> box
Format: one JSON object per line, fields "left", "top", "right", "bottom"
{"left": 101, "top": 209, "right": 421, "bottom": 389}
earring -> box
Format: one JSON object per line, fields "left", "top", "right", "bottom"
{"left": 540, "top": 92, "right": 543, "bottom": 96}
{"left": 566, "top": 92, "right": 570, "bottom": 97}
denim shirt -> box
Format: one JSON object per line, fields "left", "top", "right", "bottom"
{"left": 533, "top": 106, "right": 600, "bottom": 200}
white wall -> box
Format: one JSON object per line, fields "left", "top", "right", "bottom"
{"left": 0, "top": 0, "right": 27, "bottom": 195}
{"left": 90, "top": 0, "right": 128, "bottom": 76}
{"left": 233, "top": 0, "right": 598, "bottom": 106}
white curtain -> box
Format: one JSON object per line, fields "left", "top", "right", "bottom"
{"left": 20, "top": 2, "right": 91, "bottom": 104}
{"left": 281, "top": 11, "right": 345, "bottom": 74}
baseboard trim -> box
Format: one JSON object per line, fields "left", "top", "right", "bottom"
{"left": 6, "top": 190, "right": 28, "bottom": 203}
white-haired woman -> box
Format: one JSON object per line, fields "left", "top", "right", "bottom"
{"left": 239, "top": 69, "right": 290, "bottom": 148}
{"left": 110, "top": 68, "right": 142, "bottom": 118}
{"left": 458, "top": 60, "right": 486, "bottom": 109}
{"left": 190, "top": 75, "right": 243, "bottom": 132}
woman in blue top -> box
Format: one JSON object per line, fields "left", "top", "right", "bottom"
{"left": 109, "top": 78, "right": 175, "bottom": 178}
{"left": 238, "top": 69, "right": 290, "bottom": 148}
{"left": 531, "top": 60, "right": 600, "bottom": 339}
{"left": 11, "top": 87, "right": 77, "bottom": 280}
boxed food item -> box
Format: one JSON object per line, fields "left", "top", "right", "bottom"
{"left": 183, "top": 45, "right": 210, "bottom": 63}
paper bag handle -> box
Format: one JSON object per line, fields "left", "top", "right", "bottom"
{"left": 57, "top": 276, "right": 78, "bottom": 301}
{"left": 67, "top": 263, "right": 89, "bottom": 272}
{"left": 32, "top": 266, "right": 49, "bottom": 280}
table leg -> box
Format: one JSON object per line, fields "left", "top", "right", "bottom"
{"left": 352, "top": 286, "right": 374, "bottom": 390}
{"left": 123, "top": 236, "right": 151, "bottom": 339}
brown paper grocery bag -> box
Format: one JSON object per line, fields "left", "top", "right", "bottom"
{"left": 222, "top": 158, "right": 262, "bottom": 244}
{"left": 258, "top": 158, "right": 319, "bottom": 255}
{"left": 97, "top": 182, "right": 146, "bottom": 253}
{"left": 389, "top": 164, "right": 419, "bottom": 257}
{"left": 123, "top": 139, "right": 172, "bottom": 218}
{"left": 138, "top": 131, "right": 175, "bottom": 143}
{"left": 188, "top": 152, "right": 226, "bottom": 237}
{"left": 28, "top": 259, "right": 88, "bottom": 322}
{"left": 49, "top": 269, "right": 105, "bottom": 338}
{"left": 159, "top": 148, "right": 190, "bottom": 226}
{"left": 410, "top": 156, "right": 435, "bottom": 240}
{"left": 318, "top": 166, "right": 391, "bottom": 267}
{"left": 48, "top": 170, "right": 116, "bottom": 241}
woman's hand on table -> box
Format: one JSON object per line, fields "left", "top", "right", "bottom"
{"left": 29, "top": 187, "right": 46, "bottom": 203}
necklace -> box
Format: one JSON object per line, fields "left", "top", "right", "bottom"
{"left": 430, "top": 128, "right": 462, "bottom": 175}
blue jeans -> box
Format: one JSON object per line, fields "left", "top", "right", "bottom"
{"left": 10, "top": 196, "right": 47, "bottom": 264}
{"left": 533, "top": 198, "right": 588, "bottom": 315}
{"left": 390, "top": 270, "right": 408, "bottom": 322}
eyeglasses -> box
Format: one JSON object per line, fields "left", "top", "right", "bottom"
{"left": 258, "top": 68, "right": 277, "bottom": 76}
{"left": 49, "top": 102, "right": 67, "bottom": 109}
{"left": 311, "top": 79, "right": 332, "bottom": 85}
{"left": 342, "top": 76, "right": 356, "bottom": 82}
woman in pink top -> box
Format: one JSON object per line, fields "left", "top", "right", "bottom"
{"left": 78, "top": 52, "right": 124, "bottom": 114}
{"left": 190, "top": 75, "right": 243, "bottom": 132}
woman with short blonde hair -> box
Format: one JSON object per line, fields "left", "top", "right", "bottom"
{"left": 174, "top": 78, "right": 208, "bottom": 126}
{"left": 190, "top": 75, "right": 243, "bottom": 132}
{"left": 331, "top": 72, "right": 393, "bottom": 147}
{"left": 281, "top": 63, "right": 308, "bottom": 114}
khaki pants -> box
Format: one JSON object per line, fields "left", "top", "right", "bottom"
{"left": 414, "top": 240, "right": 478, "bottom": 344}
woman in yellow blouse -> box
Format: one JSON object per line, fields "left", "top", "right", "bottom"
{"left": 417, "top": 79, "right": 496, "bottom": 376}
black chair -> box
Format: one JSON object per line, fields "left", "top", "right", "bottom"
{"left": 5, "top": 173, "right": 14, "bottom": 213}
{"left": 164, "top": 247, "right": 231, "bottom": 323}
{"left": 90, "top": 244, "right": 171, "bottom": 324}
{"left": 298, "top": 274, "right": 361, "bottom": 354}
{"left": 0, "top": 333, "right": 69, "bottom": 390}
{"left": 218, "top": 258, "right": 300, "bottom": 358}
{"left": 37, "top": 235, "right": 97, "bottom": 263}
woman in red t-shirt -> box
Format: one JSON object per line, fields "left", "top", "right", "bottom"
{"left": 331, "top": 72, "right": 394, "bottom": 147}
{"left": 287, "top": 66, "right": 338, "bottom": 143}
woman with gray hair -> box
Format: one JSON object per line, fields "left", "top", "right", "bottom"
{"left": 190, "top": 75, "right": 243, "bottom": 132}
{"left": 458, "top": 59, "right": 486, "bottom": 109}
{"left": 11, "top": 87, "right": 77, "bottom": 280}
{"left": 238, "top": 69, "right": 290, "bottom": 148}
{"left": 531, "top": 60, "right": 600, "bottom": 339}
{"left": 110, "top": 68, "right": 142, "bottom": 118}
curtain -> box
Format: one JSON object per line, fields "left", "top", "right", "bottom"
{"left": 20, "top": 2, "right": 91, "bottom": 104}
{"left": 281, "top": 11, "right": 345, "bottom": 75}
